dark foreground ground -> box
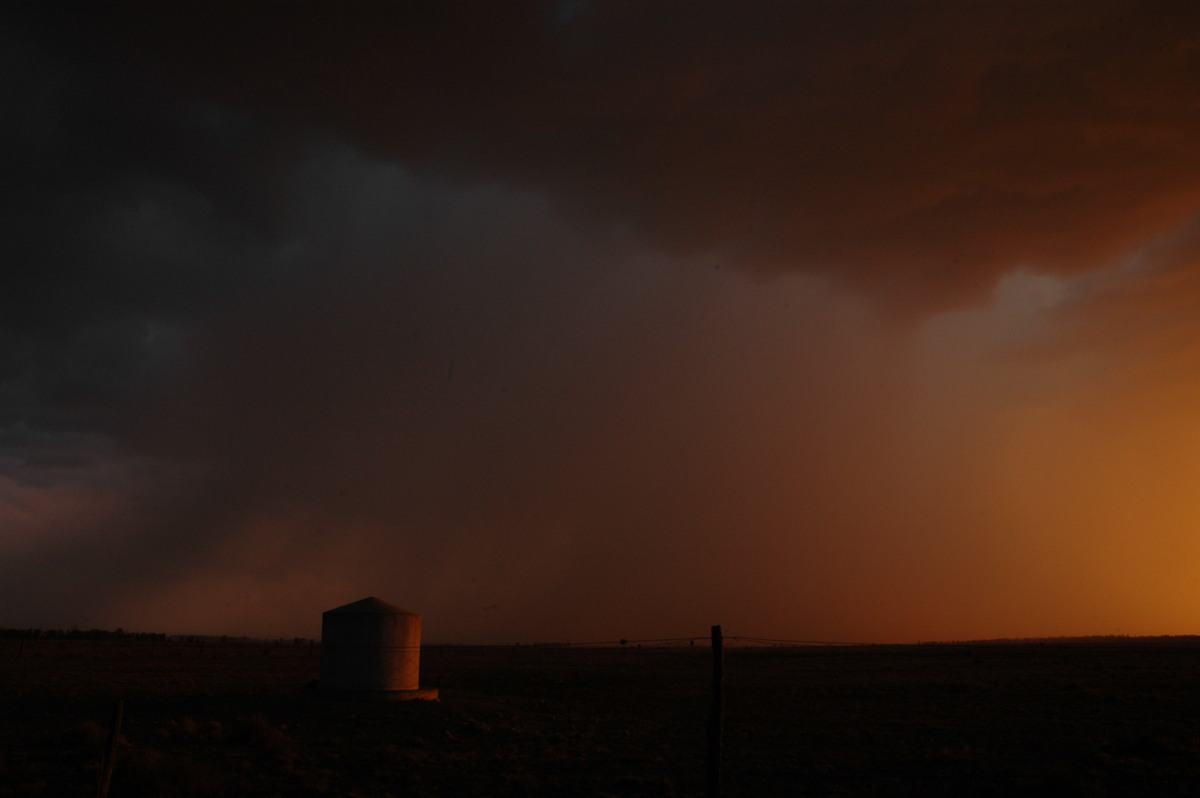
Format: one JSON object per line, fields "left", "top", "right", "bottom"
{"left": 4, "top": 637, "right": 1200, "bottom": 796}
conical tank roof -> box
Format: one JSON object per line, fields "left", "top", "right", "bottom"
{"left": 325, "top": 596, "right": 414, "bottom": 615}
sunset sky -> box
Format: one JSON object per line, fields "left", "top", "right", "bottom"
{"left": 5, "top": 1, "right": 1200, "bottom": 643}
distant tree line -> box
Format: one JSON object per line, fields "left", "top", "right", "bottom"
{"left": 0, "top": 628, "right": 319, "bottom": 645}
{"left": 0, "top": 627, "right": 168, "bottom": 641}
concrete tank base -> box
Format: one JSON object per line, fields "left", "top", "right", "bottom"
{"left": 318, "top": 686, "right": 439, "bottom": 702}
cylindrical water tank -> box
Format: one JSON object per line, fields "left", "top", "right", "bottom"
{"left": 320, "top": 597, "right": 422, "bottom": 693}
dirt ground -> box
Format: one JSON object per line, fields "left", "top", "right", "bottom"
{"left": 4, "top": 636, "right": 1200, "bottom": 796}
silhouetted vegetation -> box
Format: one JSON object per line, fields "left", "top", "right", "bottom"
{"left": 0, "top": 628, "right": 317, "bottom": 645}
{"left": 0, "top": 627, "right": 167, "bottom": 642}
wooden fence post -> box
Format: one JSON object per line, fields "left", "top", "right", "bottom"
{"left": 707, "top": 625, "right": 724, "bottom": 798}
{"left": 96, "top": 698, "right": 123, "bottom": 798}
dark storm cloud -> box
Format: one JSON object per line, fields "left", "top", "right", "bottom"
{"left": 0, "top": 135, "right": 898, "bottom": 637}
{"left": 2, "top": 10, "right": 290, "bottom": 443}
{"left": 51, "top": 0, "right": 1200, "bottom": 315}
{"left": 11, "top": 0, "right": 1200, "bottom": 354}
{"left": 7, "top": 2, "right": 1200, "bottom": 641}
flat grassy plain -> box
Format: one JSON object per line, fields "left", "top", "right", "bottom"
{"left": 5, "top": 636, "right": 1200, "bottom": 796}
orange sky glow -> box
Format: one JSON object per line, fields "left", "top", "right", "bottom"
{"left": 4, "top": 1, "right": 1200, "bottom": 643}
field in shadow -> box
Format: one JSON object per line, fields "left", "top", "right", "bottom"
{"left": 5, "top": 637, "right": 1200, "bottom": 795}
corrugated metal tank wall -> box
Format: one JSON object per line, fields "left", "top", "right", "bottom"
{"left": 320, "top": 597, "right": 421, "bottom": 692}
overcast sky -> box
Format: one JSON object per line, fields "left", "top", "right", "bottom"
{"left": 5, "top": 1, "right": 1200, "bottom": 643}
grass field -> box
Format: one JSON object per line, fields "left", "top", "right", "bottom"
{"left": 4, "top": 636, "right": 1200, "bottom": 796}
